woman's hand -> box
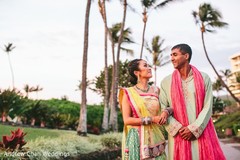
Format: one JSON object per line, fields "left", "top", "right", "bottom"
{"left": 152, "top": 111, "right": 168, "bottom": 125}
{"left": 152, "top": 116, "right": 161, "bottom": 124}
{"left": 158, "top": 111, "right": 168, "bottom": 125}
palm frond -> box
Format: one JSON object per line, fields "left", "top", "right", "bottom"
{"left": 144, "top": 56, "right": 152, "bottom": 66}
{"left": 194, "top": 3, "right": 228, "bottom": 33}
{"left": 154, "top": 0, "right": 178, "bottom": 9}
{"left": 159, "top": 58, "right": 171, "bottom": 67}
{"left": 145, "top": 42, "right": 153, "bottom": 54}
{"left": 208, "top": 21, "right": 228, "bottom": 28}
{"left": 120, "top": 47, "right": 134, "bottom": 56}
{"left": 205, "top": 29, "right": 215, "bottom": 33}
{"left": 141, "top": 0, "right": 156, "bottom": 8}
{"left": 127, "top": 3, "right": 137, "bottom": 13}
{"left": 192, "top": 11, "right": 199, "bottom": 24}
{"left": 4, "top": 43, "right": 16, "bottom": 53}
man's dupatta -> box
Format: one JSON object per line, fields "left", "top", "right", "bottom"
{"left": 171, "top": 65, "right": 226, "bottom": 160}
{"left": 119, "top": 87, "right": 165, "bottom": 160}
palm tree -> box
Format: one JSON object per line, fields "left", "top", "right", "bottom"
{"left": 145, "top": 35, "right": 170, "bottom": 86}
{"left": 220, "top": 69, "right": 231, "bottom": 99}
{"left": 23, "top": 84, "right": 35, "bottom": 98}
{"left": 139, "top": 0, "right": 181, "bottom": 58}
{"left": 76, "top": 80, "right": 93, "bottom": 103}
{"left": 212, "top": 78, "right": 223, "bottom": 97}
{"left": 213, "top": 96, "right": 226, "bottom": 114}
{"left": 99, "top": 0, "right": 132, "bottom": 132}
{"left": 3, "top": 43, "right": 16, "bottom": 88}
{"left": 192, "top": 3, "right": 240, "bottom": 104}
{"left": 98, "top": 0, "right": 110, "bottom": 132}
{"left": 0, "top": 88, "right": 24, "bottom": 122}
{"left": 109, "top": 23, "right": 134, "bottom": 54}
{"left": 109, "top": 21, "right": 135, "bottom": 131}
{"left": 32, "top": 85, "right": 43, "bottom": 99}
{"left": 77, "top": 0, "right": 92, "bottom": 136}
{"left": 220, "top": 69, "right": 231, "bottom": 82}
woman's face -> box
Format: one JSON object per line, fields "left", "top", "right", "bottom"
{"left": 136, "top": 60, "right": 152, "bottom": 79}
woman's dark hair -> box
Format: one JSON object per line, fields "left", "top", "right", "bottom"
{"left": 128, "top": 59, "right": 142, "bottom": 85}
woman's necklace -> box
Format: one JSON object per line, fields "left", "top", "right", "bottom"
{"left": 135, "top": 85, "right": 150, "bottom": 93}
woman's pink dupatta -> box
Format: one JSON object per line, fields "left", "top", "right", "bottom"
{"left": 171, "top": 65, "right": 226, "bottom": 160}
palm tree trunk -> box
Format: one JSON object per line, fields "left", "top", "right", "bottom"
{"left": 109, "top": 40, "right": 116, "bottom": 130}
{"left": 77, "top": 0, "right": 92, "bottom": 136}
{"left": 100, "top": 0, "right": 110, "bottom": 132}
{"left": 111, "top": 0, "right": 127, "bottom": 132}
{"left": 1, "top": 111, "right": 6, "bottom": 122}
{"left": 201, "top": 32, "right": 240, "bottom": 104}
{"left": 31, "top": 118, "right": 36, "bottom": 126}
{"left": 7, "top": 54, "right": 15, "bottom": 89}
{"left": 154, "top": 65, "right": 157, "bottom": 86}
{"left": 140, "top": 9, "right": 147, "bottom": 59}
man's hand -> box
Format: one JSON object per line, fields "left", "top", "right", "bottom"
{"left": 179, "top": 127, "right": 196, "bottom": 141}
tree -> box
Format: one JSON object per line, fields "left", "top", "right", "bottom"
{"left": 139, "top": 0, "right": 181, "bottom": 58}
{"left": 22, "top": 100, "right": 52, "bottom": 127}
{"left": 109, "top": 23, "right": 134, "bottom": 55}
{"left": 192, "top": 3, "right": 240, "bottom": 104}
{"left": 220, "top": 69, "right": 231, "bottom": 83}
{"left": 23, "top": 84, "right": 35, "bottom": 98}
{"left": 98, "top": 0, "right": 110, "bottom": 132}
{"left": 77, "top": 0, "right": 92, "bottom": 136}
{"left": 212, "top": 78, "right": 223, "bottom": 97}
{"left": 94, "top": 60, "right": 131, "bottom": 97}
{"left": 76, "top": 80, "right": 93, "bottom": 103}
{"left": 110, "top": 0, "right": 128, "bottom": 132}
{"left": 108, "top": 22, "right": 134, "bottom": 131}
{"left": 213, "top": 96, "right": 226, "bottom": 114}
{"left": 3, "top": 43, "right": 16, "bottom": 89}
{"left": 145, "top": 35, "right": 170, "bottom": 86}
{"left": 0, "top": 88, "right": 24, "bottom": 122}
{"left": 98, "top": 4, "right": 129, "bottom": 132}
{"left": 220, "top": 69, "right": 231, "bottom": 99}
{"left": 110, "top": 15, "right": 135, "bottom": 131}
{"left": 32, "top": 85, "right": 43, "bottom": 99}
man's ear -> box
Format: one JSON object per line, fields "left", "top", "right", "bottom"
{"left": 185, "top": 53, "right": 189, "bottom": 61}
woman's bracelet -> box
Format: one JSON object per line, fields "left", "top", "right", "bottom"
{"left": 163, "top": 108, "right": 173, "bottom": 116}
{"left": 141, "top": 117, "right": 152, "bottom": 125}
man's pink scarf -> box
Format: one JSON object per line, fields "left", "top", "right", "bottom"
{"left": 171, "top": 65, "right": 226, "bottom": 160}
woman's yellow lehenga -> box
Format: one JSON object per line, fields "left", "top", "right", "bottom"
{"left": 119, "top": 87, "right": 167, "bottom": 160}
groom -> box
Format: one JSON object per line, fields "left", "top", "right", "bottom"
{"left": 160, "top": 44, "right": 226, "bottom": 160}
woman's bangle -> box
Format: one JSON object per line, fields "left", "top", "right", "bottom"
{"left": 141, "top": 117, "right": 152, "bottom": 125}
{"left": 163, "top": 108, "right": 173, "bottom": 116}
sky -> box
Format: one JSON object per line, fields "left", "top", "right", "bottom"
{"left": 0, "top": 0, "right": 239, "bottom": 104}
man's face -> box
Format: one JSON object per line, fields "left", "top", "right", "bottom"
{"left": 170, "top": 48, "right": 189, "bottom": 69}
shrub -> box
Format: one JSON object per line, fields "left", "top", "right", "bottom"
{"left": 100, "top": 132, "right": 122, "bottom": 148}
{"left": 0, "top": 128, "right": 27, "bottom": 150}
{"left": 233, "top": 124, "right": 240, "bottom": 136}
{"left": 26, "top": 134, "right": 102, "bottom": 160}
{"left": 214, "top": 111, "right": 240, "bottom": 136}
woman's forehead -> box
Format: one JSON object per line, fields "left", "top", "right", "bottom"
{"left": 139, "top": 60, "right": 147, "bottom": 64}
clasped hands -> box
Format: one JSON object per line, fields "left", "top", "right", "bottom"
{"left": 178, "top": 127, "right": 196, "bottom": 141}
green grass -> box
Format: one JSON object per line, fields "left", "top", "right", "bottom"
{"left": 0, "top": 124, "right": 75, "bottom": 141}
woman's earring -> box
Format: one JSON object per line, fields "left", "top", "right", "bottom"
{"left": 137, "top": 74, "right": 140, "bottom": 84}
